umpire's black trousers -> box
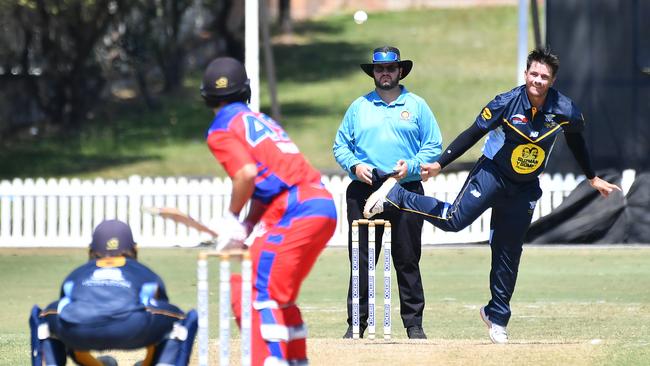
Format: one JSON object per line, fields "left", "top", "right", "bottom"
{"left": 345, "top": 180, "right": 425, "bottom": 330}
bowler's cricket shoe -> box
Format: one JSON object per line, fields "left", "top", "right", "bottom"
{"left": 480, "top": 306, "right": 508, "bottom": 344}
{"left": 363, "top": 177, "right": 398, "bottom": 218}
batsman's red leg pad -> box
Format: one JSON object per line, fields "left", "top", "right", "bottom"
{"left": 230, "top": 274, "right": 243, "bottom": 327}
{"left": 284, "top": 305, "right": 307, "bottom": 362}
{"left": 251, "top": 306, "right": 289, "bottom": 366}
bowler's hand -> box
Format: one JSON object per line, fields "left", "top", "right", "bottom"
{"left": 354, "top": 164, "right": 374, "bottom": 185}
{"left": 420, "top": 162, "right": 442, "bottom": 182}
{"left": 589, "top": 176, "right": 622, "bottom": 198}
{"left": 393, "top": 160, "right": 408, "bottom": 180}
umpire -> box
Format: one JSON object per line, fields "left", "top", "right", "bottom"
{"left": 333, "top": 46, "right": 443, "bottom": 339}
{"left": 29, "top": 220, "right": 197, "bottom": 366}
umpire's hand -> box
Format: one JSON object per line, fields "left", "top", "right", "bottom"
{"left": 354, "top": 164, "right": 374, "bottom": 185}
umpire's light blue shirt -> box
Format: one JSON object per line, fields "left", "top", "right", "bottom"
{"left": 333, "top": 86, "right": 443, "bottom": 182}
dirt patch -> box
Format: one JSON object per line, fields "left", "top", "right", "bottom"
{"left": 104, "top": 337, "right": 602, "bottom": 365}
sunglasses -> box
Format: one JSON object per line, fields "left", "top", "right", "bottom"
{"left": 373, "top": 51, "right": 399, "bottom": 62}
{"left": 373, "top": 64, "right": 399, "bottom": 73}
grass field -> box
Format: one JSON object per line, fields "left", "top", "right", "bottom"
{"left": 2, "top": 246, "right": 649, "bottom": 365}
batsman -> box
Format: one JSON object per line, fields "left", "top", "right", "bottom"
{"left": 200, "top": 57, "right": 337, "bottom": 365}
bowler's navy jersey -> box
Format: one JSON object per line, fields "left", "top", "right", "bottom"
{"left": 55, "top": 256, "right": 169, "bottom": 326}
{"left": 476, "top": 85, "right": 584, "bottom": 182}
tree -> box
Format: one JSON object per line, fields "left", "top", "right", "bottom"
{"left": 278, "top": 0, "right": 292, "bottom": 35}
{"left": 0, "top": 0, "right": 131, "bottom": 131}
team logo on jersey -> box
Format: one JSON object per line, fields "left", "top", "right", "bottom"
{"left": 511, "top": 114, "right": 528, "bottom": 125}
{"left": 481, "top": 107, "right": 492, "bottom": 120}
{"left": 215, "top": 77, "right": 228, "bottom": 89}
{"left": 544, "top": 114, "right": 557, "bottom": 128}
{"left": 528, "top": 201, "right": 537, "bottom": 215}
{"left": 400, "top": 110, "right": 410, "bottom": 120}
{"left": 511, "top": 143, "right": 545, "bottom": 174}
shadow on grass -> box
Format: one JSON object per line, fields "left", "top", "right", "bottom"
{"left": 0, "top": 149, "right": 159, "bottom": 179}
{"left": 272, "top": 41, "right": 370, "bottom": 83}
{"left": 263, "top": 102, "right": 336, "bottom": 128}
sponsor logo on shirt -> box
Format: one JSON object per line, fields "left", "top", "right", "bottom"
{"left": 511, "top": 143, "right": 545, "bottom": 174}
{"left": 82, "top": 268, "right": 132, "bottom": 288}
{"left": 511, "top": 114, "right": 528, "bottom": 125}
{"left": 481, "top": 107, "right": 492, "bottom": 120}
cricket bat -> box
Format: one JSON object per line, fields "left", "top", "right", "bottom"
{"left": 141, "top": 206, "right": 219, "bottom": 238}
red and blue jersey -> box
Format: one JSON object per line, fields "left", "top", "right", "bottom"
{"left": 206, "top": 102, "right": 323, "bottom": 204}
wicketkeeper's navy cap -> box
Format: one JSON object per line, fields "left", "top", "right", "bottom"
{"left": 90, "top": 219, "right": 136, "bottom": 256}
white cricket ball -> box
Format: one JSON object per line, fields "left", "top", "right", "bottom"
{"left": 353, "top": 10, "right": 368, "bottom": 25}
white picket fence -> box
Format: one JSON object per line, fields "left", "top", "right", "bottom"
{"left": 0, "top": 171, "right": 637, "bottom": 247}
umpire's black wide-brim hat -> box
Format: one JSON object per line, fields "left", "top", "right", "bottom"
{"left": 360, "top": 46, "right": 413, "bottom": 80}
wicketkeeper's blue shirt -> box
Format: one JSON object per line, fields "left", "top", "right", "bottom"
{"left": 333, "top": 86, "right": 443, "bottom": 182}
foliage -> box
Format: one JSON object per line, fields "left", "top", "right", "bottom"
{"left": 0, "top": 0, "right": 244, "bottom": 137}
{"left": 0, "top": 6, "right": 525, "bottom": 179}
{"left": 0, "top": 0, "right": 130, "bottom": 130}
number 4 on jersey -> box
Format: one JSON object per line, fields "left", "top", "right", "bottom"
{"left": 244, "top": 114, "right": 299, "bottom": 153}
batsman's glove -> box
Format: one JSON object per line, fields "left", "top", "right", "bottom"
{"left": 214, "top": 212, "right": 249, "bottom": 251}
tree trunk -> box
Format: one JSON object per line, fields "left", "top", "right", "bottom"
{"left": 279, "top": 0, "right": 292, "bottom": 35}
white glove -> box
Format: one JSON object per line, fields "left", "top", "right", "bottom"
{"left": 215, "top": 212, "right": 249, "bottom": 251}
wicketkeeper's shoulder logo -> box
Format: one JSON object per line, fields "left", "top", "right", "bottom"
{"left": 510, "top": 143, "right": 545, "bottom": 174}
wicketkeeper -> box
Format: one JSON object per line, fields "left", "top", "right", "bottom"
{"left": 29, "top": 220, "right": 198, "bottom": 366}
